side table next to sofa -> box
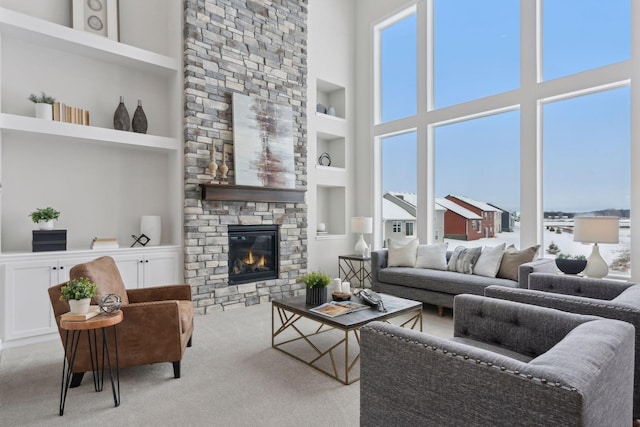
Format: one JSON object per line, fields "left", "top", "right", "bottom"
{"left": 59, "top": 310, "right": 123, "bottom": 416}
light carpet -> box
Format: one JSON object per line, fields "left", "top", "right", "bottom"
{"left": 0, "top": 302, "right": 453, "bottom": 427}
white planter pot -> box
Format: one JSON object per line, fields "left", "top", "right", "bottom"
{"left": 68, "top": 298, "right": 91, "bottom": 314}
{"left": 38, "top": 220, "right": 54, "bottom": 230}
{"left": 35, "top": 103, "right": 53, "bottom": 120}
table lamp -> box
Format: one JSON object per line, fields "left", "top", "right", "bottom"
{"left": 573, "top": 216, "right": 619, "bottom": 278}
{"left": 352, "top": 216, "right": 372, "bottom": 257}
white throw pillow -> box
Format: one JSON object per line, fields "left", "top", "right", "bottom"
{"left": 415, "top": 243, "right": 448, "bottom": 270}
{"left": 387, "top": 238, "right": 419, "bottom": 267}
{"left": 473, "top": 243, "right": 506, "bottom": 278}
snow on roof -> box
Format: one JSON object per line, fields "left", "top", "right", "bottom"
{"left": 382, "top": 198, "right": 415, "bottom": 221}
{"left": 448, "top": 195, "right": 502, "bottom": 212}
{"left": 385, "top": 192, "right": 446, "bottom": 213}
{"left": 436, "top": 198, "right": 482, "bottom": 220}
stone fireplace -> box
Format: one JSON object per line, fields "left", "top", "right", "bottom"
{"left": 228, "top": 224, "right": 279, "bottom": 285}
{"left": 183, "top": 0, "right": 308, "bottom": 314}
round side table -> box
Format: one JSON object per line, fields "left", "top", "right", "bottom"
{"left": 59, "top": 310, "right": 123, "bottom": 416}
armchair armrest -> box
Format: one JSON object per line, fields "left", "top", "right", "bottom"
{"left": 126, "top": 284, "right": 192, "bottom": 304}
{"left": 370, "top": 250, "right": 388, "bottom": 289}
{"left": 528, "top": 272, "right": 634, "bottom": 300}
{"left": 517, "top": 258, "right": 557, "bottom": 288}
{"left": 117, "top": 301, "right": 184, "bottom": 362}
{"left": 360, "top": 317, "right": 634, "bottom": 426}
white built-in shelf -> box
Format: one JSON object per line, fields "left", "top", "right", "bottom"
{"left": 0, "top": 7, "right": 179, "bottom": 75}
{"left": 315, "top": 113, "right": 347, "bottom": 137}
{"left": 0, "top": 114, "right": 178, "bottom": 151}
{"left": 316, "top": 165, "right": 346, "bottom": 187}
{"left": 315, "top": 233, "right": 347, "bottom": 240}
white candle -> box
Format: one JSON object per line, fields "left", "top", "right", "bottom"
{"left": 342, "top": 281, "right": 351, "bottom": 293}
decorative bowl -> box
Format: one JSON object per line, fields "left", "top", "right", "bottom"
{"left": 555, "top": 258, "right": 587, "bottom": 275}
{"left": 332, "top": 291, "right": 352, "bottom": 301}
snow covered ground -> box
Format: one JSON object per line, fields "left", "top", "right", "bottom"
{"left": 444, "top": 222, "right": 631, "bottom": 276}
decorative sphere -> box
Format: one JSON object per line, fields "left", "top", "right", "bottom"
{"left": 317, "top": 223, "right": 326, "bottom": 232}
{"left": 99, "top": 294, "right": 122, "bottom": 313}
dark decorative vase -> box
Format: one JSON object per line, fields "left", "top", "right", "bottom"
{"left": 555, "top": 258, "right": 587, "bottom": 275}
{"left": 113, "top": 96, "right": 130, "bottom": 131}
{"left": 305, "top": 287, "right": 327, "bottom": 306}
{"left": 132, "top": 99, "right": 148, "bottom": 134}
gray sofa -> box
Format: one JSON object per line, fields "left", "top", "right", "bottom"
{"left": 371, "top": 248, "right": 556, "bottom": 313}
{"left": 360, "top": 294, "right": 635, "bottom": 426}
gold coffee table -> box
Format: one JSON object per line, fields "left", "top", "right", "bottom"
{"left": 272, "top": 293, "right": 422, "bottom": 384}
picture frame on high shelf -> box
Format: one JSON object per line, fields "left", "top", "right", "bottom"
{"left": 232, "top": 93, "right": 295, "bottom": 189}
{"left": 72, "top": 0, "right": 119, "bottom": 41}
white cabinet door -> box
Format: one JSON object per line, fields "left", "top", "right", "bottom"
{"left": 2, "top": 256, "right": 94, "bottom": 341}
{"left": 142, "top": 251, "right": 180, "bottom": 287}
{"left": 112, "top": 254, "right": 144, "bottom": 290}
{"left": 3, "top": 259, "right": 57, "bottom": 340}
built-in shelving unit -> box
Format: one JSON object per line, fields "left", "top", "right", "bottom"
{"left": 313, "top": 78, "right": 348, "bottom": 239}
{"left": 0, "top": 4, "right": 182, "bottom": 253}
{"left": 0, "top": 2, "right": 183, "bottom": 348}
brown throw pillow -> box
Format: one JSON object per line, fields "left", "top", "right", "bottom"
{"left": 497, "top": 245, "right": 540, "bottom": 281}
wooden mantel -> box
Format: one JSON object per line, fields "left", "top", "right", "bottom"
{"left": 200, "top": 183, "right": 306, "bottom": 203}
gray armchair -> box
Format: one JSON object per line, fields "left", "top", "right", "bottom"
{"left": 485, "top": 272, "right": 640, "bottom": 419}
{"left": 360, "top": 294, "right": 634, "bottom": 427}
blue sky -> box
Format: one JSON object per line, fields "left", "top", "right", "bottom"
{"left": 380, "top": 0, "right": 630, "bottom": 213}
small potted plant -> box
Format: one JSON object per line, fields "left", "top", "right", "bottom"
{"left": 555, "top": 253, "right": 588, "bottom": 275}
{"left": 60, "top": 277, "right": 98, "bottom": 313}
{"left": 300, "top": 271, "right": 332, "bottom": 305}
{"left": 29, "top": 207, "right": 61, "bottom": 230}
{"left": 28, "top": 91, "right": 56, "bottom": 120}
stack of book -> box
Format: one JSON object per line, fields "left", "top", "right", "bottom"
{"left": 61, "top": 306, "right": 101, "bottom": 321}
{"left": 91, "top": 237, "right": 119, "bottom": 250}
{"left": 52, "top": 102, "right": 90, "bottom": 125}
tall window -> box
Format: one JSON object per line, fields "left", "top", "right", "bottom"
{"left": 372, "top": 2, "right": 633, "bottom": 278}
{"left": 381, "top": 132, "right": 417, "bottom": 243}
{"left": 434, "top": 111, "right": 520, "bottom": 248}
{"left": 433, "top": 0, "right": 519, "bottom": 108}
{"left": 543, "top": 0, "right": 630, "bottom": 80}
{"left": 380, "top": 11, "right": 416, "bottom": 123}
{"left": 543, "top": 88, "right": 630, "bottom": 275}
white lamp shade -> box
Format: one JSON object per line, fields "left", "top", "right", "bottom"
{"left": 351, "top": 217, "right": 373, "bottom": 234}
{"left": 573, "top": 216, "right": 619, "bottom": 244}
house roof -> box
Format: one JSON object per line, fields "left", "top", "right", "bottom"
{"left": 382, "top": 198, "right": 415, "bottom": 221}
{"left": 382, "top": 192, "right": 446, "bottom": 221}
{"left": 448, "top": 195, "right": 502, "bottom": 212}
{"left": 436, "top": 198, "right": 482, "bottom": 220}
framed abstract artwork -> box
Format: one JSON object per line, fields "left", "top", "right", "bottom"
{"left": 72, "top": 0, "right": 119, "bottom": 41}
{"left": 232, "top": 93, "right": 295, "bottom": 189}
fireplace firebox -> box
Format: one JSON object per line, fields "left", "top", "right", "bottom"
{"left": 228, "top": 225, "right": 279, "bottom": 285}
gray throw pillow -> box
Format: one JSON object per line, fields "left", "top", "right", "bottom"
{"left": 473, "top": 243, "right": 506, "bottom": 278}
{"left": 497, "top": 245, "right": 540, "bottom": 281}
{"left": 447, "top": 246, "right": 482, "bottom": 274}
{"left": 387, "top": 238, "right": 419, "bottom": 267}
{"left": 415, "top": 243, "right": 448, "bottom": 270}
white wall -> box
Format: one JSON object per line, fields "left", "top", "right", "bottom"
{"left": 307, "top": 0, "right": 356, "bottom": 275}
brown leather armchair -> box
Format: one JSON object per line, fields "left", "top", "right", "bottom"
{"left": 48, "top": 256, "right": 194, "bottom": 387}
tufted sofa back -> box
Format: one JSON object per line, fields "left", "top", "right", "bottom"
{"left": 453, "top": 294, "right": 600, "bottom": 359}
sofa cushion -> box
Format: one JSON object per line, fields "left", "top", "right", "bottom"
{"left": 447, "top": 246, "right": 482, "bottom": 274}
{"left": 497, "top": 245, "right": 540, "bottom": 281}
{"left": 378, "top": 267, "right": 518, "bottom": 296}
{"left": 415, "top": 243, "right": 448, "bottom": 270}
{"left": 387, "top": 238, "right": 418, "bottom": 267}
{"left": 473, "top": 243, "right": 506, "bottom": 278}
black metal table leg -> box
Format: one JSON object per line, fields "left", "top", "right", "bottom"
{"left": 101, "top": 325, "right": 120, "bottom": 407}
